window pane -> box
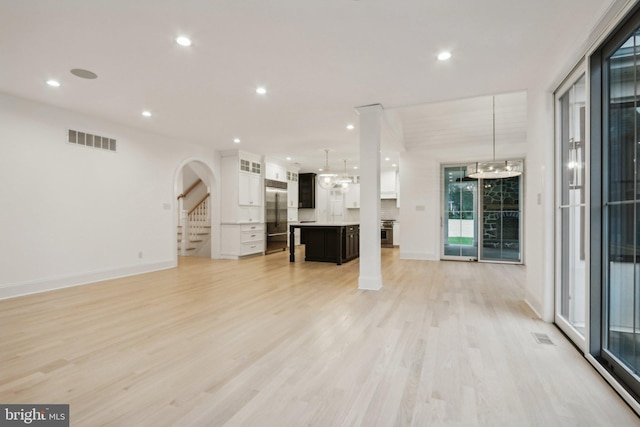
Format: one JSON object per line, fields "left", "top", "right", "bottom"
{"left": 607, "top": 203, "right": 639, "bottom": 373}
{"left": 481, "top": 177, "right": 521, "bottom": 262}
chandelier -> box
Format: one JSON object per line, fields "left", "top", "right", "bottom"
{"left": 318, "top": 149, "right": 338, "bottom": 189}
{"left": 335, "top": 159, "right": 352, "bottom": 192}
{"left": 467, "top": 96, "right": 523, "bottom": 179}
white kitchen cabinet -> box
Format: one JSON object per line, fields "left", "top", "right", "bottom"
{"left": 287, "top": 207, "right": 298, "bottom": 222}
{"left": 220, "top": 150, "right": 263, "bottom": 224}
{"left": 220, "top": 223, "right": 265, "bottom": 258}
{"left": 381, "top": 169, "right": 398, "bottom": 199}
{"left": 265, "top": 162, "right": 287, "bottom": 182}
{"left": 393, "top": 222, "right": 400, "bottom": 246}
{"left": 238, "top": 172, "right": 261, "bottom": 206}
{"left": 287, "top": 174, "right": 299, "bottom": 208}
{"left": 345, "top": 183, "right": 360, "bottom": 209}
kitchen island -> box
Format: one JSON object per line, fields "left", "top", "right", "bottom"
{"left": 289, "top": 222, "right": 359, "bottom": 265}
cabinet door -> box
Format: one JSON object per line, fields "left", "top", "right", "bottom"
{"left": 239, "top": 173, "right": 252, "bottom": 206}
{"left": 345, "top": 183, "right": 360, "bottom": 208}
{"left": 249, "top": 173, "right": 262, "bottom": 206}
{"left": 240, "top": 172, "right": 262, "bottom": 206}
{"left": 288, "top": 181, "right": 299, "bottom": 208}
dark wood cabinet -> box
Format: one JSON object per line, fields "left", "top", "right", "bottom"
{"left": 343, "top": 225, "right": 359, "bottom": 262}
{"left": 298, "top": 173, "right": 316, "bottom": 208}
{"left": 289, "top": 224, "right": 359, "bottom": 265}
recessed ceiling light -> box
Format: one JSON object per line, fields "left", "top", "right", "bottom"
{"left": 233, "top": 138, "right": 241, "bottom": 144}
{"left": 46, "top": 80, "right": 61, "bottom": 87}
{"left": 176, "top": 36, "right": 192, "bottom": 47}
{"left": 353, "top": 166, "right": 358, "bottom": 170}
{"left": 385, "top": 157, "right": 390, "bottom": 161}
{"left": 437, "top": 51, "right": 452, "bottom": 61}
{"left": 70, "top": 68, "right": 97, "bottom": 79}
{"left": 318, "top": 168, "right": 323, "bottom": 172}
{"left": 142, "top": 110, "right": 152, "bottom": 117}
{"left": 346, "top": 124, "right": 355, "bottom": 130}
{"left": 392, "top": 164, "right": 397, "bottom": 167}
{"left": 286, "top": 156, "right": 292, "bottom": 161}
{"left": 256, "top": 86, "right": 267, "bottom": 95}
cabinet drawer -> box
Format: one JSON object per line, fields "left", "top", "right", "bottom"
{"left": 240, "top": 241, "right": 263, "bottom": 255}
{"left": 240, "top": 223, "right": 264, "bottom": 232}
{"left": 241, "top": 231, "right": 264, "bottom": 243}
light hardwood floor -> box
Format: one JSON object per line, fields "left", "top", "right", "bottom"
{"left": 1, "top": 248, "right": 638, "bottom": 426}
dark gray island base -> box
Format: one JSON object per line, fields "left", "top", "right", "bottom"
{"left": 289, "top": 223, "right": 359, "bottom": 265}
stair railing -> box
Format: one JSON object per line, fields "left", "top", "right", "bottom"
{"left": 187, "top": 193, "right": 210, "bottom": 246}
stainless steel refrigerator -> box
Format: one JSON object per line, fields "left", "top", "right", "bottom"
{"left": 265, "top": 179, "right": 288, "bottom": 254}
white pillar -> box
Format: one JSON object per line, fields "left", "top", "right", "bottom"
{"left": 356, "top": 104, "right": 383, "bottom": 291}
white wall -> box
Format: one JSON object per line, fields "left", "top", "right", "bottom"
{"left": 0, "top": 93, "right": 216, "bottom": 299}
{"left": 523, "top": 87, "right": 555, "bottom": 320}
{"left": 399, "top": 136, "right": 528, "bottom": 261}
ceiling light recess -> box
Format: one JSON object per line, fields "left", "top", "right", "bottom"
{"left": 256, "top": 86, "right": 267, "bottom": 95}
{"left": 176, "top": 36, "right": 192, "bottom": 47}
{"left": 46, "top": 80, "right": 61, "bottom": 87}
{"left": 437, "top": 51, "right": 452, "bottom": 61}
{"left": 142, "top": 110, "right": 152, "bottom": 117}
{"left": 466, "top": 96, "right": 523, "bottom": 179}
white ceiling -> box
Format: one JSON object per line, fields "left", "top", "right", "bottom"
{"left": 0, "top": 0, "right": 613, "bottom": 172}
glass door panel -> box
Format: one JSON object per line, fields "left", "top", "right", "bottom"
{"left": 556, "top": 72, "right": 587, "bottom": 346}
{"left": 479, "top": 177, "right": 522, "bottom": 262}
{"left": 601, "top": 27, "right": 640, "bottom": 393}
{"left": 442, "top": 166, "right": 478, "bottom": 259}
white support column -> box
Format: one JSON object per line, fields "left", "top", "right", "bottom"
{"left": 356, "top": 104, "right": 383, "bottom": 291}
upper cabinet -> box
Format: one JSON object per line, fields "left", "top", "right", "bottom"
{"left": 221, "top": 150, "right": 263, "bottom": 223}
{"left": 298, "top": 173, "right": 316, "bottom": 208}
{"left": 345, "top": 183, "right": 360, "bottom": 209}
{"left": 381, "top": 169, "right": 398, "bottom": 199}
{"left": 287, "top": 170, "right": 299, "bottom": 209}
{"left": 265, "top": 162, "right": 287, "bottom": 182}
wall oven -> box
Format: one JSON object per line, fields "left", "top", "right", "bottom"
{"left": 381, "top": 220, "right": 394, "bottom": 248}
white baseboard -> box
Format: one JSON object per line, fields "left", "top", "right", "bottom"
{"left": 0, "top": 260, "right": 176, "bottom": 300}
{"left": 358, "top": 275, "right": 383, "bottom": 291}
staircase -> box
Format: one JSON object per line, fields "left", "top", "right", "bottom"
{"left": 177, "top": 179, "right": 211, "bottom": 257}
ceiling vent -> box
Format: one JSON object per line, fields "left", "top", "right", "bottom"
{"left": 67, "top": 129, "right": 116, "bottom": 152}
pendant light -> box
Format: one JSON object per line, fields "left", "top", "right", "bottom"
{"left": 318, "top": 149, "right": 338, "bottom": 189}
{"left": 466, "top": 96, "right": 523, "bottom": 179}
{"left": 336, "top": 159, "right": 352, "bottom": 192}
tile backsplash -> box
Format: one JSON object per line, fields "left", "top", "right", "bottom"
{"left": 380, "top": 199, "right": 399, "bottom": 220}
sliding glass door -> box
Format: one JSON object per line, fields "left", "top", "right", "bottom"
{"left": 591, "top": 12, "right": 640, "bottom": 398}
{"left": 441, "top": 165, "right": 522, "bottom": 263}
{"left": 479, "top": 176, "right": 522, "bottom": 262}
{"left": 555, "top": 70, "right": 587, "bottom": 350}
{"left": 442, "top": 166, "right": 478, "bottom": 260}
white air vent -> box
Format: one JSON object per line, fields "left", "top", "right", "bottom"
{"left": 67, "top": 129, "right": 116, "bottom": 152}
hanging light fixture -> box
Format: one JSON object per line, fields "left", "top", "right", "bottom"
{"left": 466, "top": 96, "right": 523, "bottom": 179}
{"left": 318, "top": 149, "right": 338, "bottom": 189}
{"left": 336, "top": 159, "right": 352, "bottom": 192}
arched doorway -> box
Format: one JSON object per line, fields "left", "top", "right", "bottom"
{"left": 174, "top": 159, "right": 216, "bottom": 261}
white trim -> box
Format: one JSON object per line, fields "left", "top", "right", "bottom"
{"left": 358, "top": 275, "right": 383, "bottom": 291}
{"left": 553, "top": 64, "right": 589, "bottom": 353}
{"left": 0, "top": 261, "right": 175, "bottom": 300}
{"left": 585, "top": 354, "right": 640, "bottom": 417}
